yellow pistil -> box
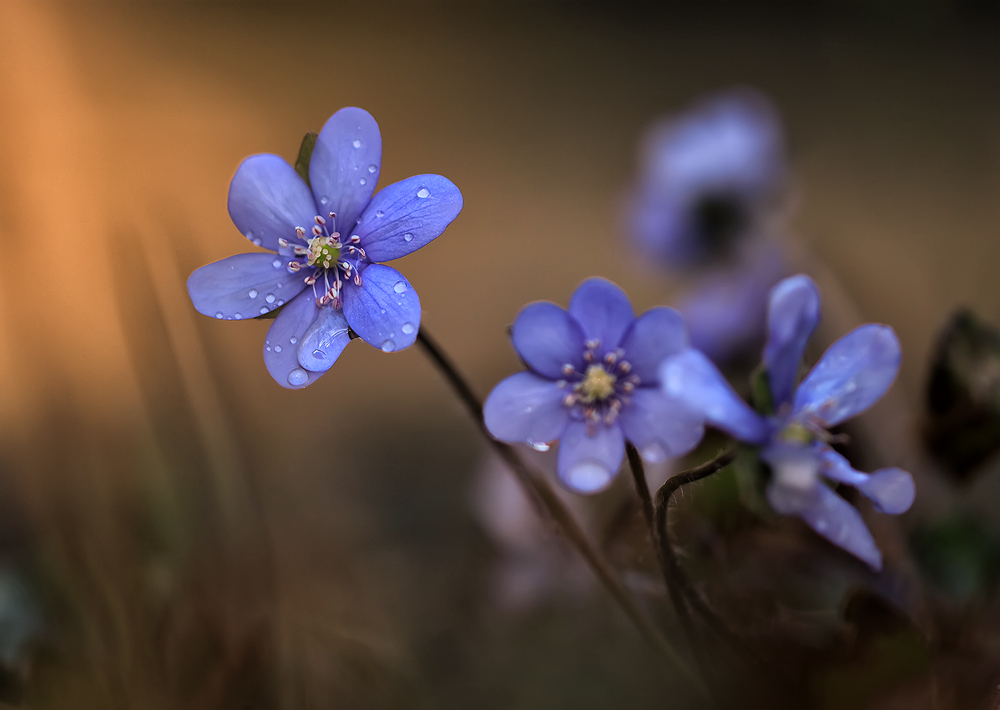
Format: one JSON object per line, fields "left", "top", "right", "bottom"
{"left": 576, "top": 364, "right": 616, "bottom": 404}
{"left": 307, "top": 236, "right": 341, "bottom": 269}
{"left": 780, "top": 422, "right": 813, "bottom": 445}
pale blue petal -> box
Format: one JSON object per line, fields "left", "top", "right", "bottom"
{"left": 483, "top": 372, "right": 571, "bottom": 446}
{"left": 510, "top": 302, "right": 586, "bottom": 379}
{"left": 557, "top": 421, "right": 625, "bottom": 494}
{"left": 797, "top": 484, "right": 882, "bottom": 570}
{"left": 617, "top": 388, "right": 704, "bottom": 463}
{"left": 858, "top": 468, "right": 915, "bottom": 515}
{"left": 353, "top": 175, "right": 463, "bottom": 262}
{"left": 297, "top": 306, "right": 351, "bottom": 372}
{"left": 568, "top": 278, "right": 635, "bottom": 355}
{"left": 794, "top": 324, "right": 901, "bottom": 426}
{"left": 227, "top": 154, "right": 318, "bottom": 252}
{"left": 764, "top": 274, "right": 821, "bottom": 408}
{"left": 187, "top": 253, "right": 307, "bottom": 320}
{"left": 618, "top": 307, "right": 689, "bottom": 385}
{"left": 660, "top": 349, "right": 769, "bottom": 444}
{"left": 309, "top": 107, "right": 382, "bottom": 234}
{"left": 341, "top": 264, "right": 420, "bottom": 352}
{"left": 263, "top": 293, "right": 329, "bottom": 389}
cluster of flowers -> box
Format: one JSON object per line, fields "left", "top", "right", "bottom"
{"left": 188, "top": 102, "right": 914, "bottom": 570}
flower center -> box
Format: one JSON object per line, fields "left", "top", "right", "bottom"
{"left": 307, "top": 236, "right": 341, "bottom": 269}
{"left": 577, "top": 364, "right": 616, "bottom": 403}
{"left": 779, "top": 422, "right": 814, "bottom": 445}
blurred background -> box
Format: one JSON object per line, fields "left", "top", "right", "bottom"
{"left": 1, "top": 1, "right": 998, "bottom": 708}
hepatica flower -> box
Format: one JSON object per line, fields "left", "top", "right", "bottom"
{"left": 661, "top": 275, "right": 915, "bottom": 569}
{"left": 187, "top": 107, "right": 463, "bottom": 388}
{"left": 626, "top": 89, "right": 786, "bottom": 268}
{"left": 484, "top": 278, "right": 704, "bottom": 494}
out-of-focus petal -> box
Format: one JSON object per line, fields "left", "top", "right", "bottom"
{"left": 227, "top": 154, "right": 318, "bottom": 252}
{"left": 354, "top": 175, "right": 463, "bottom": 262}
{"left": 794, "top": 324, "right": 901, "bottom": 426}
{"left": 618, "top": 307, "right": 689, "bottom": 384}
{"left": 764, "top": 274, "right": 821, "bottom": 408}
{"left": 556, "top": 422, "right": 625, "bottom": 494}
{"left": 568, "top": 278, "right": 635, "bottom": 355}
{"left": 617, "top": 388, "right": 704, "bottom": 463}
{"left": 309, "top": 107, "right": 382, "bottom": 234}
{"left": 484, "top": 372, "right": 571, "bottom": 446}
{"left": 796, "top": 484, "right": 883, "bottom": 570}
{"left": 510, "top": 302, "right": 586, "bottom": 379}
{"left": 187, "top": 253, "right": 307, "bottom": 320}
{"left": 297, "top": 306, "right": 351, "bottom": 372}
{"left": 660, "top": 349, "right": 769, "bottom": 444}
{"left": 341, "top": 264, "right": 420, "bottom": 352}
{"left": 263, "top": 293, "right": 328, "bottom": 389}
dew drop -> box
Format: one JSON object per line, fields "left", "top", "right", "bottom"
{"left": 289, "top": 337, "right": 298, "bottom": 345}
{"left": 277, "top": 283, "right": 283, "bottom": 288}
{"left": 352, "top": 139, "right": 362, "bottom": 149}
{"left": 319, "top": 195, "right": 329, "bottom": 205}
{"left": 401, "top": 322, "right": 415, "bottom": 335}
{"left": 312, "top": 349, "right": 325, "bottom": 359}
{"left": 403, "top": 232, "right": 413, "bottom": 242}
{"left": 266, "top": 346, "right": 271, "bottom": 352}
{"left": 253, "top": 238, "right": 263, "bottom": 247}
{"left": 234, "top": 313, "right": 242, "bottom": 320}
{"left": 265, "top": 293, "right": 276, "bottom": 304}
{"left": 272, "top": 259, "right": 282, "bottom": 269}
{"left": 277, "top": 300, "right": 284, "bottom": 306}
{"left": 359, "top": 177, "right": 367, "bottom": 186}
{"left": 528, "top": 441, "right": 550, "bottom": 452}
{"left": 375, "top": 209, "right": 384, "bottom": 218}
{"left": 381, "top": 340, "right": 395, "bottom": 353}
{"left": 416, "top": 187, "right": 430, "bottom": 199}
{"left": 287, "top": 368, "right": 309, "bottom": 386}
{"left": 215, "top": 312, "right": 224, "bottom": 319}
{"left": 259, "top": 307, "right": 269, "bottom": 315}
{"left": 274, "top": 345, "right": 282, "bottom": 353}
{"left": 393, "top": 281, "right": 407, "bottom": 294}
{"left": 245, "top": 230, "right": 254, "bottom": 241}
{"left": 368, "top": 164, "right": 377, "bottom": 173}
{"left": 380, "top": 309, "right": 386, "bottom": 314}
{"left": 248, "top": 289, "right": 258, "bottom": 299}
{"left": 266, "top": 340, "right": 270, "bottom": 345}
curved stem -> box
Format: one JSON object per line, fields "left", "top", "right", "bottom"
{"left": 653, "top": 447, "right": 749, "bottom": 651}
{"left": 416, "top": 329, "right": 705, "bottom": 693}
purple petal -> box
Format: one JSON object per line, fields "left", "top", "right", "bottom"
{"left": 557, "top": 422, "right": 625, "bottom": 494}
{"left": 227, "top": 154, "right": 319, "bottom": 252}
{"left": 187, "top": 253, "right": 307, "bottom": 320}
{"left": 794, "top": 324, "right": 901, "bottom": 426}
{"left": 354, "top": 175, "right": 463, "bottom": 262}
{"left": 817, "top": 448, "right": 868, "bottom": 487}
{"left": 297, "top": 306, "right": 351, "bottom": 372}
{"left": 510, "top": 302, "right": 586, "bottom": 379}
{"left": 263, "top": 293, "right": 328, "bottom": 389}
{"left": 858, "top": 468, "right": 915, "bottom": 515}
{"left": 309, "top": 107, "right": 382, "bottom": 234}
{"left": 660, "top": 349, "right": 769, "bottom": 444}
{"left": 483, "top": 372, "right": 571, "bottom": 446}
{"left": 342, "top": 264, "right": 420, "bottom": 352}
{"left": 618, "top": 307, "right": 689, "bottom": 385}
{"left": 568, "top": 278, "right": 635, "bottom": 355}
{"left": 617, "top": 388, "right": 704, "bottom": 463}
{"left": 764, "top": 274, "right": 821, "bottom": 408}
{"left": 763, "top": 444, "right": 822, "bottom": 515}
{"left": 796, "top": 484, "right": 882, "bottom": 570}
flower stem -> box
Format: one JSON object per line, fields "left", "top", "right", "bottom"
{"left": 415, "top": 328, "right": 705, "bottom": 693}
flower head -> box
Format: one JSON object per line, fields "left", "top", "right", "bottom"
{"left": 661, "top": 274, "right": 915, "bottom": 569}
{"left": 187, "top": 107, "right": 463, "bottom": 388}
{"left": 626, "top": 89, "right": 786, "bottom": 269}
{"left": 484, "top": 278, "right": 704, "bottom": 494}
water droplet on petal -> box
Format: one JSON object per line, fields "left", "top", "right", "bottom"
{"left": 375, "top": 209, "right": 384, "bottom": 218}
{"left": 640, "top": 442, "right": 668, "bottom": 464}
{"left": 528, "top": 441, "right": 550, "bottom": 452}
{"left": 380, "top": 309, "right": 386, "bottom": 314}
{"left": 272, "top": 259, "right": 282, "bottom": 269}
{"left": 393, "top": 281, "right": 407, "bottom": 294}
{"left": 312, "top": 349, "right": 325, "bottom": 359}
{"left": 381, "top": 340, "right": 395, "bottom": 353}
{"left": 248, "top": 289, "right": 258, "bottom": 299}
{"left": 277, "top": 300, "right": 284, "bottom": 306}
{"left": 265, "top": 293, "right": 276, "bottom": 304}
{"left": 368, "top": 164, "right": 377, "bottom": 173}
{"left": 234, "top": 313, "right": 242, "bottom": 320}
{"left": 245, "top": 230, "right": 254, "bottom": 241}
{"left": 253, "top": 238, "right": 263, "bottom": 247}
{"left": 259, "top": 307, "right": 269, "bottom": 315}
{"left": 215, "top": 312, "right": 224, "bottom": 319}
{"left": 266, "top": 346, "right": 271, "bottom": 352}
{"left": 416, "top": 187, "right": 430, "bottom": 199}
{"left": 319, "top": 195, "right": 329, "bottom": 205}
{"left": 403, "top": 232, "right": 413, "bottom": 242}
{"left": 359, "top": 177, "right": 367, "bottom": 186}
{"left": 274, "top": 345, "right": 282, "bottom": 353}
{"left": 352, "top": 139, "right": 362, "bottom": 149}
{"left": 565, "top": 460, "right": 613, "bottom": 493}
{"left": 401, "top": 322, "right": 415, "bottom": 335}
{"left": 289, "top": 337, "right": 298, "bottom": 345}
{"left": 287, "top": 368, "right": 309, "bottom": 386}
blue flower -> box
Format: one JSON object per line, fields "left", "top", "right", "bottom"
{"left": 484, "top": 278, "right": 704, "bottom": 494}
{"left": 187, "top": 107, "right": 463, "bottom": 388}
{"left": 626, "top": 89, "right": 786, "bottom": 268}
{"left": 660, "top": 274, "right": 915, "bottom": 569}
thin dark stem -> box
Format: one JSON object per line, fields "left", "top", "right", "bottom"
{"left": 416, "top": 328, "right": 705, "bottom": 693}
{"left": 624, "top": 442, "right": 655, "bottom": 534}
{"left": 653, "top": 448, "right": 750, "bottom": 651}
